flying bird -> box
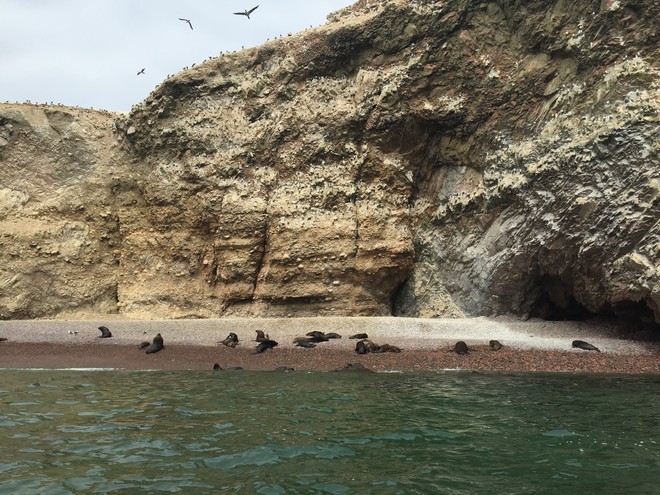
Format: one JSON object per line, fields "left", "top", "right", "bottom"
{"left": 179, "top": 17, "right": 193, "bottom": 30}
{"left": 137, "top": 68, "right": 145, "bottom": 75}
{"left": 234, "top": 5, "right": 259, "bottom": 19}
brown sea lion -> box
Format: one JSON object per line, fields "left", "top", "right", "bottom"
{"left": 349, "top": 333, "right": 368, "bottom": 339}
{"left": 296, "top": 341, "right": 316, "bottom": 348}
{"left": 255, "top": 330, "right": 270, "bottom": 342}
{"left": 220, "top": 332, "right": 239, "bottom": 348}
{"left": 0, "top": 337, "right": 7, "bottom": 342}
{"left": 145, "top": 333, "right": 164, "bottom": 354}
{"left": 324, "top": 332, "right": 342, "bottom": 339}
{"left": 375, "top": 343, "right": 402, "bottom": 353}
{"left": 306, "top": 331, "right": 325, "bottom": 338}
{"left": 489, "top": 340, "right": 503, "bottom": 351}
{"left": 355, "top": 340, "right": 369, "bottom": 354}
{"left": 451, "top": 341, "right": 470, "bottom": 355}
{"left": 255, "top": 339, "right": 278, "bottom": 354}
{"left": 364, "top": 340, "right": 380, "bottom": 352}
{"left": 572, "top": 340, "right": 601, "bottom": 352}
{"left": 98, "top": 326, "right": 112, "bottom": 338}
{"left": 138, "top": 341, "right": 150, "bottom": 350}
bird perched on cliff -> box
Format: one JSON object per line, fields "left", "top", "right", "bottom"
{"left": 137, "top": 68, "right": 145, "bottom": 75}
{"left": 234, "top": 5, "right": 259, "bottom": 19}
{"left": 178, "top": 17, "right": 193, "bottom": 30}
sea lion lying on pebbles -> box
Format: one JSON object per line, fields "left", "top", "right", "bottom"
{"left": 489, "top": 340, "right": 503, "bottom": 351}
{"left": 295, "top": 331, "right": 341, "bottom": 344}
{"left": 98, "top": 326, "right": 112, "bottom": 338}
{"left": 138, "top": 341, "right": 150, "bottom": 350}
{"left": 355, "top": 340, "right": 401, "bottom": 354}
{"left": 145, "top": 333, "right": 164, "bottom": 354}
{"left": 349, "top": 333, "right": 368, "bottom": 339}
{"left": 450, "top": 341, "right": 470, "bottom": 355}
{"left": 572, "top": 340, "right": 601, "bottom": 352}
{"left": 296, "top": 341, "right": 316, "bottom": 348}
{"left": 374, "top": 343, "right": 402, "bottom": 353}
{"left": 255, "top": 339, "right": 278, "bottom": 354}
{"left": 355, "top": 340, "right": 369, "bottom": 354}
{"left": 220, "top": 332, "right": 239, "bottom": 348}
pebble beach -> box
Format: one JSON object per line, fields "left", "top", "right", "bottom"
{"left": 1, "top": 316, "right": 658, "bottom": 373}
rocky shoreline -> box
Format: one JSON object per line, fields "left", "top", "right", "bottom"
{"left": 1, "top": 317, "right": 657, "bottom": 373}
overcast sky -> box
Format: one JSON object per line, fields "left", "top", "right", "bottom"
{"left": 0, "top": 1, "right": 355, "bottom": 112}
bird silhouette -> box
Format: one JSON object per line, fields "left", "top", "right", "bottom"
{"left": 137, "top": 68, "right": 145, "bottom": 75}
{"left": 234, "top": 5, "right": 259, "bottom": 19}
{"left": 179, "top": 18, "right": 193, "bottom": 30}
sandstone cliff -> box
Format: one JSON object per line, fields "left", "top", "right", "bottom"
{"left": 1, "top": 0, "right": 658, "bottom": 326}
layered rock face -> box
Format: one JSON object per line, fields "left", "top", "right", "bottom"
{"left": 1, "top": 0, "right": 658, "bottom": 324}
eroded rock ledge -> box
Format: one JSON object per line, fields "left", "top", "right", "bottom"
{"left": 1, "top": 0, "right": 658, "bottom": 326}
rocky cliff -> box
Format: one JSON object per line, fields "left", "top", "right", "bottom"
{"left": 1, "top": 0, "right": 658, "bottom": 326}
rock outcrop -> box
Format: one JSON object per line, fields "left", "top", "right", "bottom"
{"left": 1, "top": 0, "right": 658, "bottom": 325}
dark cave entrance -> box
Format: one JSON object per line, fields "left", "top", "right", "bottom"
{"left": 529, "top": 275, "right": 596, "bottom": 321}
{"left": 390, "top": 279, "right": 409, "bottom": 316}
{"left": 529, "top": 274, "right": 659, "bottom": 339}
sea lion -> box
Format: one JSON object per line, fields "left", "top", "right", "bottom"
{"left": 213, "top": 363, "right": 222, "bottom": 370}
{"left": 489, "top": 340, "right": 503, "bottom": 351}
{"left": 98, "top": 326, "right": 112, "bottom": 338}
{"left": 220, "top": 332, "right": 239, "bottom": 348}
{"left": 355, "top": 340, "right": 369, "bottom": 354}
{"left": 145, "top": 333, "right": 164, "bottom": 354}
{"left": 255, "top": 339, "right": 278, "bottom": 354}
{"left": 349, "top": 333, "right": 368, "bottom": 339}
{"left": 306, "top": 331, "right": 325, "bottom": 338}
{"left": 364, "top": 340, "right": 380, "bottom": 352}
{"left": 306, "top": 334, "right": 330, "bottom": 343}
{"left": 138, "top": 341, "right": 150, "bottom": 350}
{"left": 274, "top": 366, "right": 295, "bottom": 372}
{"left": 572, "top": 340, "right": 601, "bottom": 352}
{"left": 451, "top": 341, "right": 470, "bottom": 355}
{"left": 374, "top": 343, "right": 401, "bottom": 353}
{"left": 296, "top": 340, "right": 316, "bottom": 348}
{"left": 255, "top": 330, "right": 270, "bottom": 342}
{"left": 0, "top": 337, "right": 7, "bottom": 342}
{"left": 324, "top": 332, "right": 342, "bottom": 339}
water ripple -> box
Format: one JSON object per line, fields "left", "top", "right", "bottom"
{"left": 0, "top": 370, "right": 657, "bottom": 495}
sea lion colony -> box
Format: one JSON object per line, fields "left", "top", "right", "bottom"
{"left": 50, "top": 326, "right": 607, "bottom": 365}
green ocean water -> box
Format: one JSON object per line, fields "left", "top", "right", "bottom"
{"left": 0, "top": 370, "right": 658, "bottom": 495}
